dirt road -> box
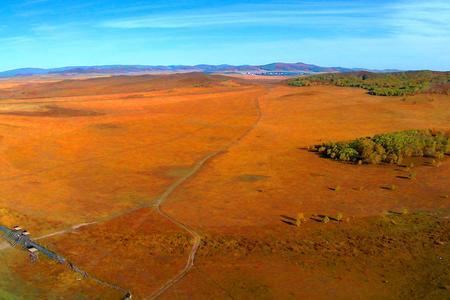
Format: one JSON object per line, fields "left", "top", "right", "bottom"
{"left": 147, "top": 95, "right": 263, "bottom": 299}
{"left": 0, "top": 91, "right": 264, "bottom": 299}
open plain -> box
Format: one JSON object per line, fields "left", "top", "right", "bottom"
{"left": 0, "top": 73, "right": 449, "bottom": 299}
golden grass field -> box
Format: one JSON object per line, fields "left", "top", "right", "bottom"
{"left": 0, "top": 73, "right": 449, "bottom": 299}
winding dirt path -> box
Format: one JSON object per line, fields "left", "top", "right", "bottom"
{"left": 147, "top": 94, "right": 263, "bottom": 299}
{"left": 0, "top": 89, "right": 265, "bottom": 299}
{"left": 35, "top": 222, "right": 98, "bottom": 240}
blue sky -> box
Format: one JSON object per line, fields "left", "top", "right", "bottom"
{"left": 1, "top": 0, "right": 449, "bottom": 71}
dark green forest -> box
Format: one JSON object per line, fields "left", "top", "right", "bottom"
{"left": 288, "top": 71, "right": 450, "bottom": 96}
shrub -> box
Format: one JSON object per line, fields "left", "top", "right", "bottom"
{"left": 332, "top": 185, "right": 341, "bottom": 192}
{"left": 385, "top": 184, "right": 397, "bottom": 191}
{"left": 338, "top": 147, "right": 359, "bottom": 161}
{"left": 408, "top": 172, "right": 416, "bottom": 180}
{"left": 296, "top": 213, "right": 306, "bottom": 226}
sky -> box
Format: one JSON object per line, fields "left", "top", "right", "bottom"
{"left": 0, "top": 0, "right": 449, "bottom": 71}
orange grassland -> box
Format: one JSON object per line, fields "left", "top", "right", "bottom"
{"left": 0, "top": 73, "right": 449, "bottom": 299}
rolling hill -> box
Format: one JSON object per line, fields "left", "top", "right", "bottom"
{"left": 0, "top": 62, "right": 366, "bottom": 78}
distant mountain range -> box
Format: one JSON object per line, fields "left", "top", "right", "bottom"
{"left": 0, "top": 62, "right": 393, "bottom": 78}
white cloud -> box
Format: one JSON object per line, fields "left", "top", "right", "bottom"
{"left": 385, "top": 0, "right": 450, "bottom": 37}
{"left": 99, "top": 6, "right": 376, "bottom": 29}
{"left": 98, "top": 0, "right": 450, "bottom": 47}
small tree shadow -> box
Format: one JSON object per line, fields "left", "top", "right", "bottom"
{"left": 280, "top": 215, "right": 296, "bottom": 226}
{"left": 310, "top": 216, "right": 323, "bottom": 222}
{"left": 381, "top": 184, "right": 396, "bottom": 190}
{"left": 312, "top": 214, "right": 341, "bottom": 222}
{"left": 329, "top": 186, "right": 341, "bottom": 191}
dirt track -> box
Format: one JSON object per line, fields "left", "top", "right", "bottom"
{"left": 148, "top": 95, "right": 263, "bottom": 299}
{"left": 0, "top": 74, "right": 265, "bottom": 298}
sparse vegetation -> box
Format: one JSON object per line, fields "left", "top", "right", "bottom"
{"left": 200, "top": 209, "right": 450, "bottom": 300}
{"left": 331, "top": 185, "right": 341, "bottom": 192}
{"left": 385, "top": 184, "right": 397, "bottom": 191}
{"left": 296, "top": 213, "right": 306, "bottom": 226}
{"left": 288, "top": 71, "right": 450, "bottom": 96}
{"left": 1, "top": 67, "right": 449, "bottom": 300}
{"left": 311, "top": 129, "right": 450, "bottom": 165}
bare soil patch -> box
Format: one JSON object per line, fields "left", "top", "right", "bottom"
{"left": 235, "top": 174, "right": 269, "bottom": 182}
{"left": 0, "top": 105, "right": 102, "bottom": 117}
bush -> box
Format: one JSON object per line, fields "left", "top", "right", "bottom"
{"left": 386, "top": 184, "right": 397, "bottom": 191}
{"left": 315, "top": 129, "right": 450, "bottom": 165}
{"left": 296, "top": 213, "right": 306, "bottom": 226}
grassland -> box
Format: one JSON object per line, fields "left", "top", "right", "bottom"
{"left": 0, "top": 74, "right": 449, "bottom": 299}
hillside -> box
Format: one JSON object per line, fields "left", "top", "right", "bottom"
{"left": 0, "top": 72, "right": 240, "bottom": 99}
{"left": 0, "top": 62, "right": 362, "bottom": 78}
